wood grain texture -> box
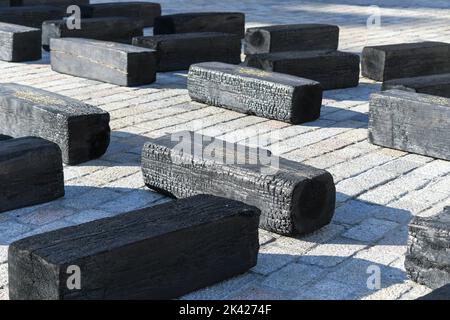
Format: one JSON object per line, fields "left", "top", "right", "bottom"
{"left": 0, "top": 22, "right": 41, "bottom": 61}
{"left": 362, "top": 41, "right": 450, "bottom": 81}
{"left": 81, "top": 2, "right": 161, "bottom": 27}
{"left": 132, "top": 32, "right": 241, "bottom": 71}
{"left": 418, "top": 284, "right": 450, "bottom": 300}
{"left": 0, "top": 5, "right": 75, "bottom": 28}
{"left": 154, "top": 12, "right": 245, "bottom": 38}
{"left": 382, "top": 73, "right": 450, "bottom": 98}
{"left": 368, "top": 90, "right": 450, "bottom": 161}
{"left": 50, "top": 37, "right": 156, "bottom": 87}
{"left": 141, "top": 132, "right": 336, "bottom": 236}
{"left": 8, "top": 195, "right": 260, "bottom": 300}
{"left": 245, "top": 50, "right": 360, "bottom": 90}
{"left": 0, "top": 137, "right": 64, "bottom": 213}
{"left": 405, "top": 206, "right": 450, "bottom": 290}
{"left": 187, "top": 62, "right": 323, "bottom": 124}
{"left": 244, "top": 24, "right": 339, "bottom": 55}
{"left": 0, "top": 83, "right": 110, "bottom": 165}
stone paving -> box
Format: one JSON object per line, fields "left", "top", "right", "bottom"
{"left": 1, "top": 0, "right": 450, "bottom": 300}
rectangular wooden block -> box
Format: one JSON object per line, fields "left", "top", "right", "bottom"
{"left": 132, "top": 32, "right": 241, "bottom": 72}
{"left": 0, "top": 5, "right": 72, "bottom": 28}
{"left": 0, "top": 137, "right": 64, "bottom": 213}
{"left": 362, "top": 41, "right": 450, "bottom": 81}
{"left": 42, "top": 17, "right": 143, "bottom": 51}
{"left": 382, "top": 73, "right": 450, "bottom": 98}
{"left": 82, "top": 2, "right": 161, "bottom": 27}
{"left": 0, "top": 83, "right": 110, "bottom": 165}
{"left": 244, "top": 23, "right": 339, "bottom": 55}
{"left": 141, "top": 132, "right": 336, "bottom": 236}
{"left": 187, "top": 62, "right": 323, "bottom": 124}
{"left": 0, "top": 22, "right": 41, "bottom": 61}
{"left": 245, "top": 50, "right": 360, "bottom": 90}
{"left": 154, "top": 12, "right": 245, "bottom": 38}
{"left": 51, "top": 38, "right": 156, "bottom": 86}
{"left": 4, "top": 0, "right": 89, "bottom": 5}
{"left": 406, "top": 206, "right": 450, "bottom": 290}
{"left": 369, "top": 90, "right": 450, "bottom": 161}
{"left": 8, "top": 195, "right": 260, "bottom": 300}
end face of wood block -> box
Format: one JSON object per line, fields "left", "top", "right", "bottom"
{"left": 132, "top": 32, "right": 241, "bottom": 71}
{"left": 244, "top": 23, "right": 339, "bottom": 55}
{"left": 362, "top": 41, "right": 450, "bottom": 81}
{"left": 0, "top": 137, "right": 64, "bottom": 213}
{"left": 50, "top": 37, "right": 156, "bottom": 86}
{"left": 141, "top": 131, "right": 336, "bottom": 236}
{"left": 187, "top": 62, "right": 323, "bottom": 124}
{"left": 8, "top": 195, "right": 260, "bottom": 300}
{"left": 0, "top": 22, "right": 41, "bottom": 62}
{"left": 0, "top": 83, "right": 111, "bottom": 165}
{"left": 369, "top": 89, "right": 450, "bottom": 161}
{"left": 381, "top": 73, "right": 450, "bottom": 98}
{"left": 245, "top": 50, "right": 360, "bottom": 90}
{"left": 154, "top": 12, "right": 245, "bottom": 38}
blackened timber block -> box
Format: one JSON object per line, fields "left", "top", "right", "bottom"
{"left": 382, "top": 73, "right": 450, "bottom": 98}
{"left": 405, "top": 207, "right": 450, "bottom": 289}
{"left": 0, "top": 137, "right": 64, "bottom": 213}
{"left": 418, "top": 284, "right": 450, "bottom": 300}
{"left": 368, "top": 90, "right": 450, "bottom": 161}
{"left": 141, "top": 132, "right": 336, "bottom": 236}
{"left": 362, "top": 42, "right": 450, "bottom": 81}
{"left": 245, "top": 50, "right": 360, "bottom": 90}
{"left": 154, "top": 12, "right": 245, "bottom": 38}
{"left": 0, "top": 22, "right": 41, "bottom": 62}
{"left": 50, "top": 38, "right": 156, "bottom": 86}
{"left": 42, "top": 17, "right": 143, "bottom": 51}
{"left": 8, "top": 195, "right": 260, "bottom": 300}
{"left": 0, "top": 6, "right": 74, "bottom": 28}
{"left": 244, "top": 24, "right": 339, "bottom": 55}
{"left": 132, "top": 32, "right": 241, "bottom": 72}
{"left": 0, "top": 83, "right": 110, "bottom": 165}
{"left": 83, "top": 2, "right": 161, "bottom": 27}
{"left": 8, "top": 0, "right": 89, "bottom": 5}
{"left": 187, "top": 62, "right": 323, "bottom": 124}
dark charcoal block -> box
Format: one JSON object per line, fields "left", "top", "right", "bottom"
{"left": 0, "top": 22, "right": 41, "bottom": 61}
{"left": 51, "top": 38, "right": 156, "bottom": 86}
{"left": 0, "top": 5, "right": 81, "bottom": 28}
{"left": 382, "top": 73, "right": 450, "bottom": 98}
{"left": 369, "top": 90, "right": 450, "bottom": 161}
{"left": 42, "top": 17, "right": 143, "bottom": 51}
{"left": 9, "top": 195, "right": 260, "bottom": 300}
{"left": 83, "top": 2, "right": 161, "bottom": 27}
{"left": 244, "top": 24, "right": 339, "bottom": 55}
{"left": 0, "top": 137, "right": 64, "bottom": 213}
{"left": 418, "top": 284, "right": 450, "bottom": 300}
{"left": 154, "top": 12, "right": 245, "bottom": 38}
{"left": 132, "top": 32, "right": 241, "bottom": 72}
{"left": 405, "top": 207, "right": 450, "bottom": 290}
{"left": 141, "top": 132, "right": 336, "bottom": 236}
{"left": 8, "top": 0, "right": 88, "bottom": 5}
{"left": 245, "top": 50, "right": 360, "bottom": 90}
{"left": 362, "top": 41, "right": 450, "bottom": 81}
{"left": 188, "top": 62, "right": 323, "bottom": 124}
{"left": 0, "top": 83, "right": 110, "bottom": 165}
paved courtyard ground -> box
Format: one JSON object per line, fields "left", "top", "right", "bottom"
{"left": 1, "top": 0, "right": 450, "bottom": 300}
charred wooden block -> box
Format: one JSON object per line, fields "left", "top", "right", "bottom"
{"left": 244, "top": 24, "right": 339, "bottom": 55}
{"left": 7, "top": 0, "right": 89, "bottom": 5}
{"left": 154, "top": 12, "right": 245, "bottom": 38}
{"left": 245, "top": 50, "right": 360, "bottom": 90}
{"left": 0, "top": 22, "right": 41, "bottom": 61}
{"left": 362, "top": 42, "right": 450, "bottom": 81}
{"left": 0, "top": 83, "right": 110, "bottom": 165}
{"left": 187, "top": 62, "right": 323, "bottom": 124}
{"left": 132, "top": 32, "right": 241, "bottom": 72}
{"left": 82, "top": 2, "right": 161, "bottom": 27}
{"left": 382, "top": 73, "right": 450, "bottom": 98}
{"left": 8, "top": 195, "right": 260, "bottom": 300}
{"left": 42, "top": 17, "right": 143, "bottom": 51}
{"left": 141, "top": 132, "right": 336, "bottom": 236}
{"left": 50, "top": 38, "right": 156, "bottom": 86}
{"left": 368, "top": 90, "right": 450, "bottom": 161}
{"left": 418, "top": 284, "right": 450, "bottom": 300}
{"left": 0, "top": 137, "right": 64, "bottom": 213}
{"left": 405, "top": 206, "right": 450, "bottom": 290}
